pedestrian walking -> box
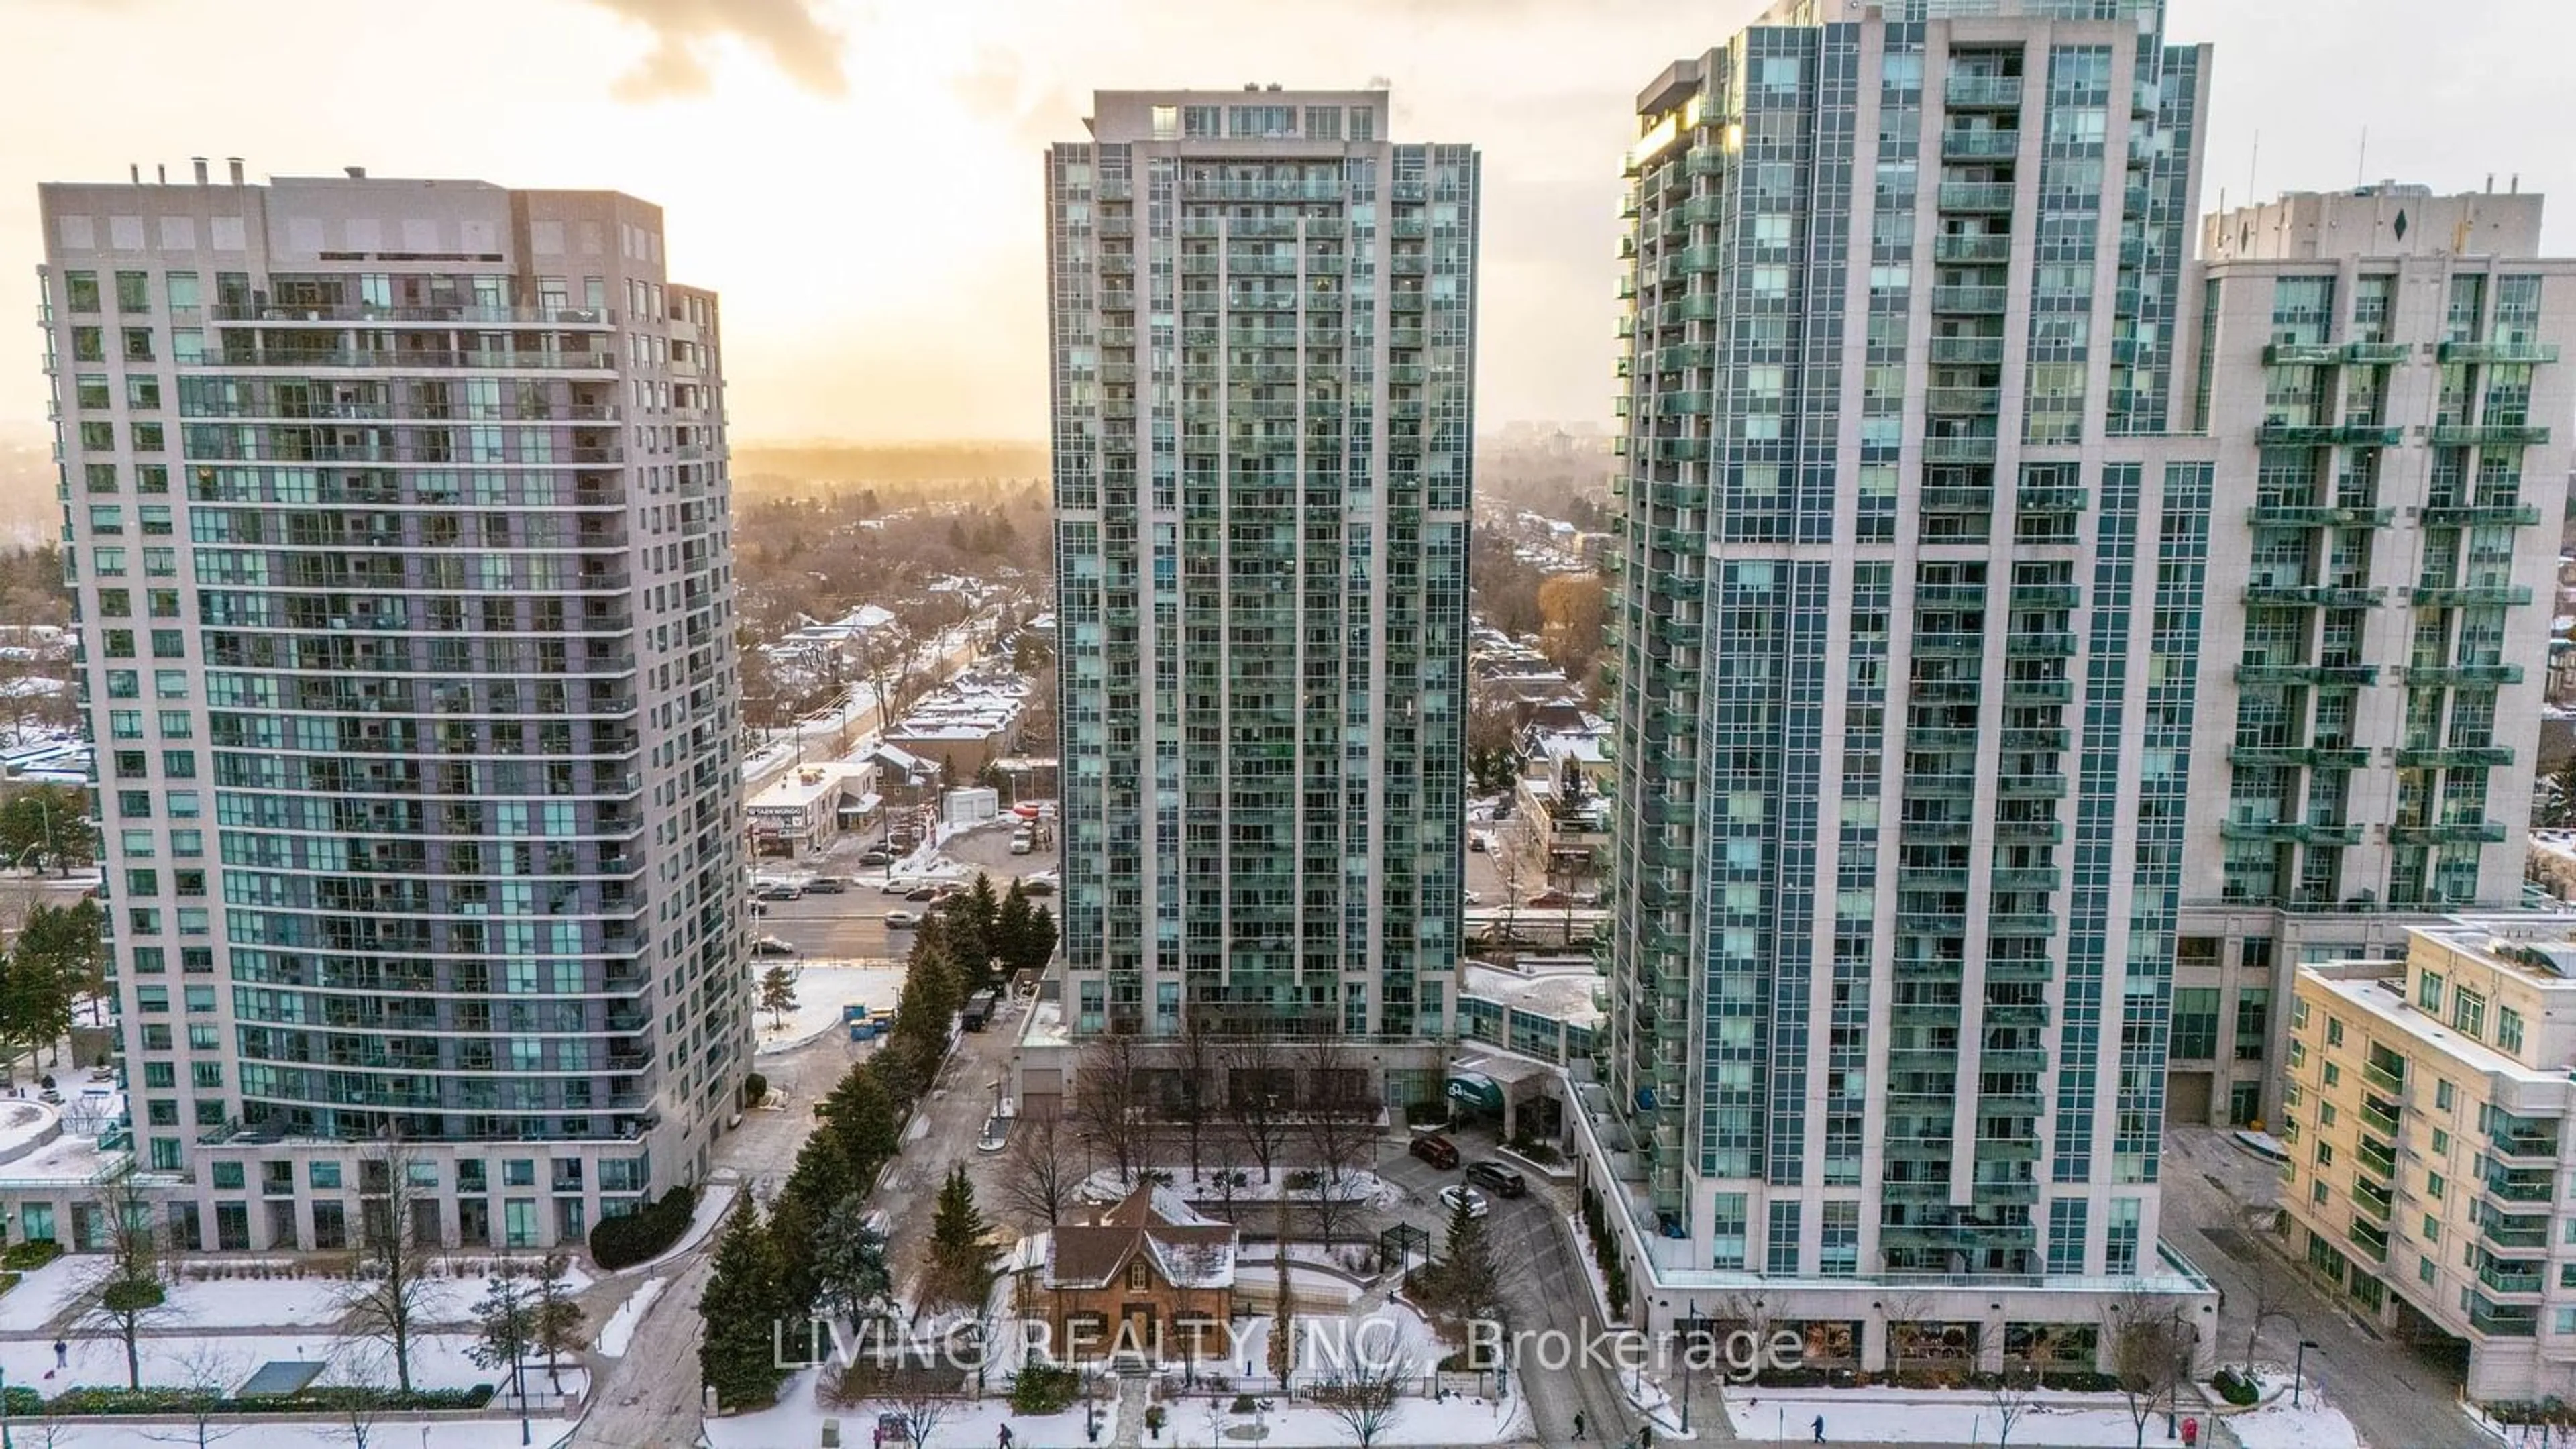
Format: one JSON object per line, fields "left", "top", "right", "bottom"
{"left": 1813, "top": 1413, "right": 1827, "bottom": 1442}
{"left": 1572, "top": 1409, "right": 1587, "bottom": 1439}
{"left": 52, "top": 1338, "right": 66, "bottom": 1368}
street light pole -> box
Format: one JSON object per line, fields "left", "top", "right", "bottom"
{"left": 2293, "top": 1338, "right": 2318, "bottom": 1408}
{"left": 1680, "top": 1297, "right": 1695, "bottom": 1436}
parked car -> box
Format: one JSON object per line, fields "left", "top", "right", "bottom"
{"left": 1437, "top": 1185, "right": 1489, "bottom": 1220}
{"left": 857, "top": 849, "right": 894, "bottom": 867}
{"left": 1008, "top": 835, "right": 1033, "bottom": 855}
{"left": 1525, "top": 890, "right": 1574, "bottom": 910}
{"left": 755, "top": 883, "right": 803, "bottom": 902}
{"left": 904, "top": 885, "right": 941, "bottom": 902}
{"left": 884, "top": 910, "right": 918, "bottom": 929}
{"left": 1409, "top": 1134, "right": 1460, "bottom": 1170}
{"left": 1466, "top": 1161, "right": 1528, "bottom": 1198}
{"left": 1468, "top": 833, "right": 1488, "bottom": 853}
{"left": 1020, "top": 877, "right": 1057, "bottom": 896}
{"left": 751, "top": 936, "right": 798, "bottom": 957}
{"left": 804, "top": 876, "right": 847, "bottom": 894}
{"left": 1462, "top": 889, "right": 1483, "bottom": 906}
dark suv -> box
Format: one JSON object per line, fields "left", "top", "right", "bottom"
{"left": 1408, "top": 1134, "right": 1460, "bottom": 1169}
{"left": 1466, "top": 1161, "right": 1527, "bottom": 1197}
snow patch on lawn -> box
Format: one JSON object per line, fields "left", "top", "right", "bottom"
{"left": 0, "top": 1256, "right": 91, "bottom": 1332}
{"left": 1722, "top": 1387, "right": 2171, "bottom": 1447}
{"left": 598, "top": 1275, "right": 667, "bottom": 1358}
{"left": 2228, "top": 1372, "right": 2367, "bottom": 1449}
{"left": 755, "top": 963, "right": 906, "bottom": 1055}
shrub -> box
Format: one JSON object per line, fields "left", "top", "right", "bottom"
{"left": 1283, "top": 1169, "right": 1321, "bottom": 1192}
{"left": 44, "top": 1385, "right": 492, "bottom": 1416}
{"left": 2212, "top": 1366, "right": 2260, "bottom": 1406}
{"left": 2040, "top": 1370, "right": 2123, "bottom": 1393}
{"left": 1008, "top": 1362, "right": 1081, "bottom": 1415}
{"left": 1231, "top": 1393, "right": 1258, "bottom": 1413}
{"left": 743, "top": 1071, "right": 769, "bottom": 1105}
{"left": 2, "top": 1240, "right": 62, "bottom": 1271}
{"left": 589, "top": 1184, "right": 700, "bottom": 1270}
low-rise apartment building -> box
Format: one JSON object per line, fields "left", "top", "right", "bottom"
{"left": 2286, "top": 916, "right": 2576, "bottom": 1400}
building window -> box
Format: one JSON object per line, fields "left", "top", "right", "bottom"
{"left": 2234, "top": 988, "right": 2271, "bottom": 1061}
{"left": 211, "top": 1161, "right": 244, "bottom": 1190}
{"left": 2426, "top": 1172, "right": 2445, "bottom": 1201}
{"left": 2169, "top": 988, "right": 2218, "bottom": 1059}
{"left": 2435, "top": 1080, "right": 2455, "bottom": 1111}
{"left": 2324, "top": 1017, "right": 2344, "bottom": 1048}
{"left": 2451, "top": 987, "right": 2485, "bottom": 1039}
{"left": 2498, "top": 1007, "right": 2526, "bottom": 1057}
{"left": 64, "top": 272, "right": 99, "bottom": 313}
{"left": 2418, "top": 971, "right": 2444, "bottom": 1012}
{"left": 1127, "top": 1259, "right": 1148, "bottom": 1291}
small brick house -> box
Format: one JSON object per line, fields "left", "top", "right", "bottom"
{"left": 1040, "top": 1185, "right": 1238, "bottom": 1362}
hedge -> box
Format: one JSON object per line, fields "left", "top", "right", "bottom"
{"left": 2212, "top": 1366, "right": 2259, "bottom": 1405}
{"left": 590, "top": 1184, "right": 700, "bottom": 1269}
{"left": 3, "top": 1240, "right": 63, "bottom": 1271}
{"left": 1008, "top": 1363, "right": 1081, "bottom": 1415}
{"left": 44, "top": 1385, "right": 494, "bottom": 1416}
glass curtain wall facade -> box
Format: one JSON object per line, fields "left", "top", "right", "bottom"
{"left": 1046, "top": 91, "right": 1475, "bottom": 1046}
{"left": 36, "top": 175, "right": 747, "bottom": 1251}
{"left": 1603, "top": 0, "right": 2218, "bottom": 1291}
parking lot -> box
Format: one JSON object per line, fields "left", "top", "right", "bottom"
{"left": 749, "top": 814, "right": 1060, "bottom": 964}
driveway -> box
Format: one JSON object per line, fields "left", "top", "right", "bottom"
{"left": 2161, "top": 1125, "right": 2472, "bottom": 1449}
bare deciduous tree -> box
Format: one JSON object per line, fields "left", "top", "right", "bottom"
{"left": 1298, "top": 1038, "right": 1378, "bottom": 1244}
{"left": 1224, "top": 1037, "right": 1294, "bottom": 1183}
{"left": 138, "top": 1342, "right": 244, "bottom": 1448}
{"left": 1312, "top": 1353, "right": 1413, "bottom": 1448}
{"left": 335, "top": 1134, "right": 437, "bottom": 1395}
{"left": 996, "top": 1105, "right": 1080, "bottom": 1228}
{"left": 76, "top": 1169, "right": 173, "bottom": 1389}
{"left": 1071, "top": 1028, "right": 1150, "bottom": 1188}
{"left": 1174, "top": 1013, "right": 1220, "bottom": 1183}
{"left": 1989, "top": 1363, "right": 2043, "bottom": 1448}
{"left": 2109, "top": 1291, "right": 2195, "bottom": 1449}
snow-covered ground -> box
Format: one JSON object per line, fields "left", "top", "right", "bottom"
{"left": 703, "top": 1365, "right": 1101, "bottom": 1449}
{"left": 1212, "top": 1387, "right": 1527, "bottom": 1446}
{"left": 2226, "top": 1372, "right": 2366, "bottom": 1449}
{"left": 0, "top": 1421, "right": 582, "bottom": 1448}
{"left": 1078, "top": 1166, "right": 1402, "bottom": 1210}
{"left": 597, "top": 1275, "right": 667, "bottom": 1358}
{"left": 754, "top": 963, "right": 906, "bottom": 1054}
{"left": 627, "top": 1178, "right": 738, "bottom": 1275}
{"left": 1, "top": 1328, "right": 527, "bottom": 1397}
{"left": 1723, "top": 1386, "right": 2170, "bottom": 1446}
{"left": 0, "top": 1256, "right": 91, "bottom": 1332}
{"left": 161, "top": 1274, "right": 350, "bottom": 1329}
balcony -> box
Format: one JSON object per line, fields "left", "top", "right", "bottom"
{"left": 1927, "top": 386, "right": 2003, "bottom": 415}
{"left": 2244, "top": 584, "right": 2380, "bottom": 608}
{"left": 2235, "top": 662, "right": 2376, "bottom": 688}
{"left": 1925, "top": 435, "right": 2000, "bottom": 464}
{"left": 1945, "top": 75, "right": 2025, "bottom": 109}
{"left": 2479, "top": 1258, "right": 2546, "bottom": 1296}
{"left": 2484, "top": 1165, "right": 2555, "bottom": 1205}
{"left": 2410, "top": 584, "right": 2532, "bottom": 608}
{"left": 2398, "top": 663, "right": 2524, "bottom": 686}
{"left": 2431, "top": 424, "right": 2553, "bottom": 447}
{"left": 2469, "top": 1295, "right": 2541, "bottom": 1337}
{"left": 2421, "top": 503, "right": 2542, "bottom": 526}
{"left": 2394, "top": 746, "right": 2514, "bottom": 769}
{"left": 2247, "top": 504, "right": 2396, "bottom": 528}
{"left": 2259, "top": 422, "right": 2402, "bottom": 447}
{"left": 2349, "top": 1178, "right": 2394, "bottom": 1223}
{"left": 2263, "top": 343, "right": 2344, "bottom": 367}
{"left": 1930, "top": 335, "right": 2008, "bottom": 365}
{"left": 1941, "top": 129, "right": 2024, "bottom": 161}
{"left": 2343, "top": 341, "right": 2412, "bottom": 365}
{"left": 1933, "top": 233, "right": 2015, "bottom": 264}
{"left": 2229, "top": 745, "right": 2371, "bottom": 770}
{"left": 2388, "top": 820, "right": 2508, "bottom": 845}
{"left": 1932, "top": 285, "right": 2011, "bottom": 315}
{"left": 2438, "top": 341, "right": 2560, "bottom": 365}
{"left": 2016, "top": 486, "right": 2088, "bottom": 513}
{"left": 2221, "top": 820, "right": 2363, "bottom": 847}
{"left": 2361, "top": 1059, "right": 2407, "bottom": 1097}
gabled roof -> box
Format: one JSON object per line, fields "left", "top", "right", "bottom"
{"left": 1044, "top": 1183, "right": 1238, "bottom": 1291}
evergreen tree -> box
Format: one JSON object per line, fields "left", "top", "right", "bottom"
{"left": 812, "top": 1195, "right": 893, "bottom": 1328}
{"left": 699, "top": 1194, "right": 790, "bottom": 1410}
{"left": 992, "top": 883, "right": 1039, "bottom": 976}
{"left": 923, "top": 1165, "right": 997, "bottom": 1314}
{"left": 757, "top": 964, "right": 799, "bottom": 1030}
{"left": 765, "top": 1188, "right": 822, "bottom": 1344}
{"left": 819, "top": 1063, "right": 902, "bottom": 1179}
{"left": 1432, "top": 1187, "right": 1501, "bottom": 1320}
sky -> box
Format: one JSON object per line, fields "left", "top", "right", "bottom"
{"left": 0, "top": 0, "right": 2567, "bottom": 443}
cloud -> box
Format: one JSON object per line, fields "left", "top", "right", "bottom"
{"left": 584, "top": 0, "right": 848, "bottom": 100}
{"left": 951, "top": 46, "right": 1079, "bottom": 150}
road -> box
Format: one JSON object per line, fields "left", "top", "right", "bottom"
{"left": 741, "top": 616, "right": 997, "bottom": 799}
{"left": 2159, "top": 1125, "right": 2471, "bottom": 1449}
{"left": 753, "top": 818, "right": 1061, "bottom": 962}
{"left": 1374, "top": 1132, "right": 1640, "bottom": 1448}
{"left": 570, "top": 1024, "right": 865, "bottom": 1448}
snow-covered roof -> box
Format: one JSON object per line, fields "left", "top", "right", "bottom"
{"left": 1043, "top": 1183, "right": 1238, "bottom": 1292}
